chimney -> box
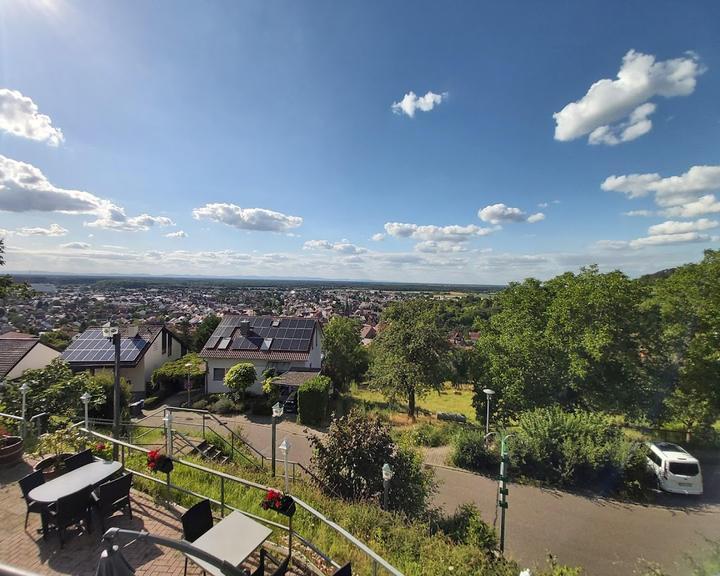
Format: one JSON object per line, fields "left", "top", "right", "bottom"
{"left": 239, "top": 320, "right": 250, "bottom": 336}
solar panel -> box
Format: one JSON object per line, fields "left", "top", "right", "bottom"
{"left": 205, "top": 336, "right": 220, "bottom": 349}
{"left": 218, "top": 338, "right": 231, "bottom": 350}
{"left": 62, "top": 327, "right": 148, "bottom": 364}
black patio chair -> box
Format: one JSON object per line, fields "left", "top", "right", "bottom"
{"left": 268, "top": 554, "right": 290, "bottom": 576}
{"left": 43, "top": 485, "right": 93, "bottom": 548}
{"left": 332, "top": 563, "right": 352, "bottom": 576}
{"left": 91, "top": 472, "right": 133, "bottom": 531}
{"left": 64, "top": 449, "right": 94, "bottom": 471}
{"left": 18, "top": 470, "right": 46, "bottom": 530}
{"left": 181, "top": 498, "right": 214, "bottom": 576}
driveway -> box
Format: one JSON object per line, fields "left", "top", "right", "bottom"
{"left": 140, "top": 403, "right": 720, "bottom": 576}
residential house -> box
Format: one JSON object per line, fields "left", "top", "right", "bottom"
{"left": 0, "top": 332, "right": 61, "bottom": 380}
{"left": 62, "top": 324, "right": 184, "bottom": 399}
{"left": 200, "top": 315, "right": 322, "bottom": 395}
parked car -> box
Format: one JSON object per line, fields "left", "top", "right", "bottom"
{"left": 283, "top": 390, "right": 298, "bottom": 414}
{"left": 645, "top": 441, "right": 703, "bottom": 495}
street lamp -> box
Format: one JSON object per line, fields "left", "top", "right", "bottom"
{"left": 278, "top": 437, "right": 291, "bottom": 493}
{"left": 163, "top": 410, "right": 174, "bottom": 457}
{"left": 382, "top": 463, "right": 394, "bottom": 510}
{"left": 184, "top": 362, "right": 193, "bottom": 407}
{"left": 102, "top": 322, "right": 121, "bottom": 459}
{"left": 482, "top": 388, "right": 495, "bottom": 435}
{"left": 271, "top": 402, "right": 284, "bottom": 477}
{"left": 81, "top": 391, "right": 92, "bottom": 431}
{"left": 19, "top": 382, "right": 29, "bottom": 439}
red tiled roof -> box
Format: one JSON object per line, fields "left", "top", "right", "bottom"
{"left": 201, "top": 350, "right": 309, "bottom": 361}
{"left": 0, "top": 332, "right": 36, "bottom": 339}
{"left": 0, "top": 338, "right": 38, "bottom": 379}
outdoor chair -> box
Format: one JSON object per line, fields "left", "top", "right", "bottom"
{"left": 18, "top": 470, "right": 46, "bottom": 530}
{"left": 43, "top": 485, "right": 93, "bottom": 548}
{"left": 250, "top": 551, "right": 290, "bottom": 576}
{"left": 268, "top": 554, "right": 290, "bottom": 576}
{"left": 181, "top": 498, "right": 214, "bottom": 576}
{"left": 91, "top": 472, "right": 133, "bottom": 531}
{"left": 64, "top": 449, "right": 94, "bottom": 471}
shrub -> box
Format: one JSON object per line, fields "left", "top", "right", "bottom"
{"left": 224, "top": 363, "right": 257, "bottom": 403}
{"left": 212, "top": 396, "right": 238, "bottom": 415}
{"left": 406, "top": 421, "right": 459, "bottom": 447}
{"left": 512, "top": 407, "right": 655, "bottom": 494}
{"left": 451, "top": 428, "right": 500, "bottom": 473}
{"left": 250, "top": 398, "right": 272, "bottom": 416}
{"left": 191, "top": 399, "right": 209, "bottom": 410}
{"left": 309, "top": 409, "right": 435, "bottom": 518}
{"left": 432, "top": 503, "right": 498, "bottom": 551}
{"left": 151, "top": 352, "right": 205, "bottom": 396}
{"left": 298, "top": 375, "right": 332, "bottom": 426}
{"left": 143, "top": 396, "right": 162, "bottom": 410}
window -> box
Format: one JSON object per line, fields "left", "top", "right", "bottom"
{"left": 648, "top": 451, "right": 662, "bottom": 467}
{"left": 213, "top": 368, "right": 226, "bottom": 381}
{"left": 669, "top": 462, "right": 699, "bottom": 476}
{"left": 161, "top": 331, "right": 167, "bottom": 354}
{"left": 168, "top": 334, "right": 173, "bottom": 356}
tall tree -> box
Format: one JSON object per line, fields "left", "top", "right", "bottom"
{"left": 321, "top": 316, "right": 368, "bottom": 391}
{"left": 369, "top": 299, "right": 449, "bottom": 419}
{"left": 193, "top": 313, "right": 220, "bottom": 351}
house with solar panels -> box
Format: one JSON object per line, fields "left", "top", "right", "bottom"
{"left": 61, "top": 324, "right": 184, "bottom": 399}
{"left": 200, "top": 316, "right": 322, "bottom": 395}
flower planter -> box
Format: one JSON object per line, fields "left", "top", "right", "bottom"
{"left": 0, "top": 436, "right": 24, "bottom": 467}
{"left": 33, "top": 453, "right": 73, "bottom": 480}
{"left": 261, "top": 490, "right": 296, "bottom": 517}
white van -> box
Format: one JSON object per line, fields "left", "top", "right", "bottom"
{"left": 646, "top": 442, "right": 703, "bottom": 495}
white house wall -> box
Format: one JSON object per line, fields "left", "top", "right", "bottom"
{"left": 142, "top": 331, "right": 183, "bottom": 385}
{"left": 6, "top": 342, "right": 61, "bottom": 380}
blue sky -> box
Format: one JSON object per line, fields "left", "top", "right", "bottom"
{"left": 1, "top": 0, "right": 719, "bottom": 283}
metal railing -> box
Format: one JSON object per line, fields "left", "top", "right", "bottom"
{"left": 0, "top": 411, "right": 48, "bottom": 438}
{"left": 80, "top": 427, "right": 403, "bottom": 576}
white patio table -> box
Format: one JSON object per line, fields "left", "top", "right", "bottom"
{"left": 185, "top": 510, "right": 273, "bottom": 576}
{"left": 29, "top": 460, "right": 123, "bottom": 504}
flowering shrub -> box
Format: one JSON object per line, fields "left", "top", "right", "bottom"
{"left": 260, "top": 489, "right": 295, "bottom": 517}
{"left": 147, "top": 449, "right": 174, "bottom": 473}
{"left": 92, "top": 442, "right": 112, "bottom": 460}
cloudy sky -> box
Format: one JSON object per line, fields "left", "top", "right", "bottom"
{"left": 1, "top": 1, "right": 719, "bottom": 284}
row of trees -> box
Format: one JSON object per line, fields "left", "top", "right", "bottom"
{"left": 322, "top": 250, "right": 719, "bottom": 437}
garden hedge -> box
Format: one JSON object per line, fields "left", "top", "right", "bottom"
{"left": 298, "top": 375, "right": 332, "bottom": 425}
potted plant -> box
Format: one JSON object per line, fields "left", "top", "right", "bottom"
{"left": 260, "top": 489, "right": 296, "bottom": 517}
{"left": 32, "top": 428, "right": 81, "bottom": 479}
{"left": 0, "top": 425, "right": 24, "bottom": 467}
{"left": 147, "top": 449, "right": 174, "bottom": 474}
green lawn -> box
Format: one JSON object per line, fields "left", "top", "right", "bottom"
{"left": 349, "top": 384, "right": 478, "bottom": 422}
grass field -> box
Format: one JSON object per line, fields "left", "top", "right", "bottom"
{"left": 349, "top": 384, "right": 478, "bottom": 423}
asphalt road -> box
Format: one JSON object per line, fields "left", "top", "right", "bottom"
{"left": 142, "top": 404, "right": 720, "bottom": 576}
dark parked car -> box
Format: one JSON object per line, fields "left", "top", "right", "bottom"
{"left": 283, "top": 391, "right": 298, "bottom": 414}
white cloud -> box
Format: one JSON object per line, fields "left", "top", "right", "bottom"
{"left": 0, "top": 155, "right": 173, "bottom": 231}
{"left": 60, "top": 241, "right": 91, "bottom": 249}
{"left": 0, "top": 88, "right": 64, "bottom": 146}
{"left": 303, "top": 239, "right": 367, "bottom": 255}
{"left": 623, "top": 210, "right": 654, "bottom": 217}
{"left": 392, "top": 91, "right": 447, "bottom": 118}
{"left": 165, "top": 230, "right": 188, "bottom": 238}
{"left": 18, "top": 223, "right": 68, "bottom": 237}
{"left": 384, "top": 222, "right": 494, "bottom": 242}
{"left": 371, "top": 233, "right": 386, "bottom": 242}
{"left": 527, "top": 212, "right": 545, "bottom": 223}
{"left": 554, "top": 50, "right": 704, "bottom": 145}
{"left": 538, "top": 202, "right": 549, "bottom": 208}
{"left": 602, "top": 165, "right": 720, "bottom": 216}
{"left": 647, "top": 218, "right": 717, "bottom": 236}
{"left": 629, "top": 232, "right": 710, "bottom": 248}
{"left": 192, "top": 203, "right": 303, "bottom": 232}
{"left": 414, "top": 240, "right": 468, "bottom": 253}
{"left": 478, "top": 203, "right": 543, "bottom": 224}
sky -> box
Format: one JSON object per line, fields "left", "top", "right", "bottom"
{"left": 0, "top": 0, "right": 719, "bottom": 284}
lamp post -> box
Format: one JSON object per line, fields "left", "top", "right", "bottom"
{"left": 485, "top": 431, "right": 514, "bottom": 554}
{"left": 163, "top": 410, "right": 174, "bottom": 457}
{"left": 102, "top": 323, "right": 121, "bottom": 459}
{"left": 19, "top": 382, "right": 29, "bottom": 439}
{"left": 382, "top": 463, "right": 394, "bottom": 510}
{"left": 278, "top": 437, "right": 291, "bottom": 493}
{"left": 81, "top": 392, "right": 92, "bottom": 431}
{"left": 184, "top": 362, "right": 193, "bottom": 407}
{"left": 271, "top": 402, "right": 283, "bottom": 477}
{"left": 482, "top": 388, "right": 495, "bottom": 435}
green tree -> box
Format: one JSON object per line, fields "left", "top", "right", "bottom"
{"left": 193, "top": 313, "right": 220, "bottom": 352}
{"left": 369, "top": 299, "right": 449, "bottom": 420}
{"left": 663, "top": 387, "right": 714, "bottom": 443}
{"left": 309, "top": 410, "right": 435, "bottom": 518}
{"left": 322, "top": 316, "right": 368, "bottom": 391}
{"left": 39, "top": 331, "right": 73, "bottom": 352}
{"left": 224, "top": 362, "right": 256, "bottom": 403}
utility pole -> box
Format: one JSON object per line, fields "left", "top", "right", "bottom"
{"left": 112, "top": 332, "right": 121, "bottom": 459}
{"left": 486, "top": 431, "right": 514, "bottom": 554}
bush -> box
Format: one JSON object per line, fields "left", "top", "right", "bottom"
{"left": 512, "top": 407, "right": 655, "bottom": 494}
{"left": 298, "top": 375, "right": 332, "bottom": 426}
{"left": 250, "top": 398, "right": 272, "bottom": 416}
{"left": 432, "top": 503, "right": 498, "bottom": 551}
{"left": 451, "top": 428, "right": 500, "bottom": 473}
{"left": 405, "top": 421, "right": 459, "bottom": 447}
{"left": 151, "top": 352, "right": 205, "bottom": 396}
{"left": 309, "top": 409, "right": 435, "bottom": 518}
{"left": 191, "top": 399, "right": 209, "bottom": 410}
{"left": 143, "top": 396, "right": 162, "bottom": 410}
{"left": 212, "top": 396, "right": 239, "bottom": 415}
